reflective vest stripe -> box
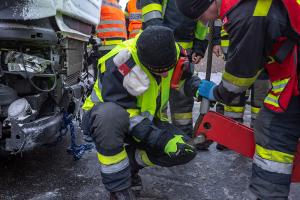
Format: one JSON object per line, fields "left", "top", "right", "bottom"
{"left": 97, "top": 27, "right": 127, "bottom": 33}
{"left": 264, "top": 94, "right": 280, "bottom": 108}
{"left": 100, "top": 157, "right": 129, "bottom": 174}
{"left": 254, "top": 154, "right": 293, "bottom": 174}
{"left": 99, "top": 20, "right": 125, "bottom": 25}
{"left": 143, "top": 11, "right": 162, "bottom": 22}
{"left": 271, "top": 78, "right": 289, "bottom": 93}
{"left": 130, "top": 29, "right": 141, "bottom": 34}
{"left": 178, "top": 41, "right": 193, "bottom": 50}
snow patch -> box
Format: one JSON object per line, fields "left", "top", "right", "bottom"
{"left": 29, "top": 188, "right": 61, "bottom": 200}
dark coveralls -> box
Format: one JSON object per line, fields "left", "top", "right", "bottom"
{"left": 212, "top": 1, "right": 300, "bottom": 199}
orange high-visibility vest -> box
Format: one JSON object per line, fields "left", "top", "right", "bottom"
{"left": 126, "top": 0, "right": 142, "bottom": 39}
{"left": 97, "top": 0, "right": 127, "bottom": 42}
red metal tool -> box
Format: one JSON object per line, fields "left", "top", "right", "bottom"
{"left": 194, "top": 111, "right": 300, "bottom": 182}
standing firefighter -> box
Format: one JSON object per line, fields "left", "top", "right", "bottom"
{"left": 82, "top": 26, "right": 202, "bottom": 200}
{"left": 212, "top": 19, "right": 270, "bottom": 150}
{"left": 96, "top": 0, "right": 127, "bottom": 57}
{"left": 141, "top": 0, "right": 209, "bottom": 139}
{"left": 176, "top": 0, "right": 300, "bottom": 199}
{"left": 125, "top": 0, "right": 142, "bottom": 39}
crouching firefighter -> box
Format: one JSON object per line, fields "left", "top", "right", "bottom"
{"left": 82, "top": 26, "right": 203, "bottom": 199}
{"left": 175, "top": 0, "right": 300, "bottom": 199}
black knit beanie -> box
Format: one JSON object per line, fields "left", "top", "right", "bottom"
{"left": 175, "top": 0, "right": 214, "bottom": 20}
{"left": 137, "top": 26, "right": 177, "bottom": 73}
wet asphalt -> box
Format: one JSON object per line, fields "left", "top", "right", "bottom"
{"left": 0, "top": 103, "right": 299, "bottom": 200}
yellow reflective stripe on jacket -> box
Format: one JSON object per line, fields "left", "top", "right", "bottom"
{"left": 264, "top": 93, "right": 280, "bottom": 108}
{"left": 82, "top": 96, "right": 95, "bottom": 111}
{"left": 127, "top": 108, "right": 140, "bottom": 118}
{"left": 224, "top": 105, "right": 245, "bottom": 113}
{"left": 255, "top": 144, "right": 294, "bottom": 164}
{"left": 142, "top": 3, "right": 162, "bottom": 15}
{"left": 253, "top": 0, "right": 272, "bottom": 16}
{"left": 222, "top": 69, "right": 263, "bottom": 88}
{"left": 98, "top": 148, "right": 128, "bottom": 165}
{"left": 271, "top": 78, "right": 289, "bottom": 93}
{"left": 178, "top": 41, "right": 193, "bottom": 50}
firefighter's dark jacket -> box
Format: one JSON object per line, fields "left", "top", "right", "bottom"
{"left": 214, "top": 0, "right": 296, "bottom": 104}
{"left": 141, "top": 0, "right": 208, "bottom": 57}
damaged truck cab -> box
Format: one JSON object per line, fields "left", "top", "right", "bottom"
{"left": 0, "top": 0, "right": 102, "bottom": 154}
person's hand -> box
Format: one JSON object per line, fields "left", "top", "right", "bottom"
{"left": 198, "top": 80, "right": 216, "bottom": 101}
{"left": 212, "top": 45, "right": 223, "bottom": 57}
{"left": 191, "top": 52, "right": 202, "bottom": 64}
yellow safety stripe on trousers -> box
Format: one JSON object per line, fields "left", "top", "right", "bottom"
{"left": 221, "top": 29, "right": 229, "bottom": 37}
{"left": 172, "top": 113, "right": 193, "bottom": 125}
{"left": 255, "top": 144, "right": 294, "bottom": 164}
{"left": 221, "top": 40, "right": 229, "bottom": 48}
{"left": 173, "top": 112, "right": 193, "bottom": 120}
{"left": 102, "top": 39, "right": 123, "bottom": 46}
{"left": 222, "top": 69, "right": 263, "bottom": 88}
{"left": 142, "top": 3, "right": 162, "bottom": 15}
{"left": 271, "top": 78, "right": 290, "bottom": 93}
{"left": 251, "top": 106, "right": 260, "bottom": 114}
{"left": 135, "top": 150, "right": 155, "bottom": 167}
{"left": 178, "top": 41, "right": 193, "bottom": 50}
{"left": 98, "top": 148, "right": 128, "bottom": 165}
{"left": 253, "top": 0, "right": 272, "bottom": 16}
{"left": 264, "top": 93, "right": 280, "bottom": 108}
{"left": 224, "top": 105, "right": 245, "bottom": 113}
{"left": 100, "top": 157, "right": 129, "bottom": 174}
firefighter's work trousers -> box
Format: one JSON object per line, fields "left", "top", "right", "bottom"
{"left": 224, "top": 76, "right": 269, "bottom": 126}
{"left": 169, "top": 88, "right": 194, "bottom": 137}
{"left": 88, "top": 102, "right": 195, "bottom": 192}
{"left": 250, "top": 96, "right": 300, "bottom": 200}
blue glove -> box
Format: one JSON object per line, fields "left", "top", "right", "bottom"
{"left": 198, "top": 80, "right": 216, "bottom": 101}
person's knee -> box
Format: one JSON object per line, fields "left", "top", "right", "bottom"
{"left": 90, "top": 102, "right": 129, "bottom": 151}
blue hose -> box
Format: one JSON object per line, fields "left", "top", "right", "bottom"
{"left": 62, "top": 112, "right": 94, "bottom": 160}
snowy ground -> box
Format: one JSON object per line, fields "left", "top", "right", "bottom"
{"left": 0, "top": 72, "right": 299, "bottom": 200}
